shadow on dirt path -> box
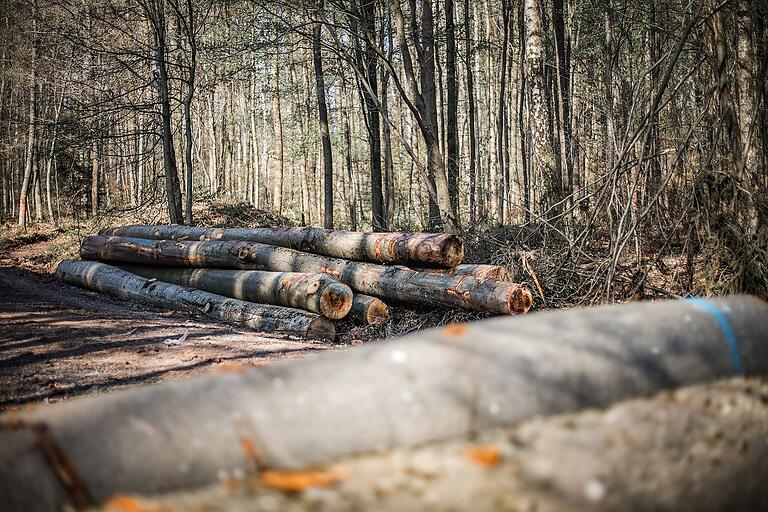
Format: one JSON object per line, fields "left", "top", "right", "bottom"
{"left": 0, "top": 265, "right": 331, "bottom": 410}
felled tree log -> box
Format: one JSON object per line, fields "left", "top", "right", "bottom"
{"left": 55, "top": 260, "right": 335, "bottom": 340}
{"left": 349, "top": 294, "right": 389, "bottom": 325}
{"left": 409, "top": 263, "right": 511, "bottom": 281}
{"left": 100, "top": 224, "right": 464, "bottom": 267}
{"left": 1, "top": 296, "right": 766, "bottom": 511}
{"left": 120, "top": 266, "right": 353, "bottom": 320}
{"left": 81, "top": 236, "right": 533, "bottom": 314}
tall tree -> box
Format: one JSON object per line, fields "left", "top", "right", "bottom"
{"left": 313, "top": 0, "right": 334, "bottom": 228}
{"left": 391, "top": 0, "right": 458, "bottom": 233}
{"left": 445, "top": 0, "right": 459, "bottom": 214}
{"left": 144, "top": 0, "right": 184, "bottom": 224}
{"left": 524, "top": 0, "right": 561, "bottom": 219}
{"left": 17, "top": 1, "right": 36, "bottom": 230}
{"left": 354, "top": 0, "right": 386, "bottom": 231}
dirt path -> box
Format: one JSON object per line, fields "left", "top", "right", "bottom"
{"left": 0, "top": 265, "right": 332, "bottom": 410}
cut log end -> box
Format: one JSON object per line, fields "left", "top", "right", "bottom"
{"left": 350, "top": 294, "right": 389, "bottom": 325}
{"left": 307, "top": 317, "right": 337, "bottom": 341}
{"left": 364, "top": 298, "right": 389, "bottom": 325}
{"left": 319, "top": 282, "right": 354, "bottom": 320}
{"left": 441, "top": 236, "right": 465, "bottom": 268}
{"left": 509, "top": 286, "right": 534, "bottom": 314}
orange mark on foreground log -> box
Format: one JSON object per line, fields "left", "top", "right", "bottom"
{"left": 442, "top": 324, "right": 469, "bottom": 336}
{"left": 103, "top": 495, "right": 164, "bottom": 512}
{"left": 241, "top": 435, "right": 267, "bottom": 469}
{"left": 466, "top": 444, "right": 503, "bottom": 467}
{"left": 260, "top": 465, "right": 346, "bottom": 492}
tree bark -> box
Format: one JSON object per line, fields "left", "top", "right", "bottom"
{"left": 273, "top": 53, "right": 284, "bottom": 216}
{"left": 408, "top": 263, "right": 511, "bottom": 281}
{"left": 464, "top": 0, "right": 477, "bottom": 224}
{"left": 445, "top": 0, "right": 459, "bottom": 215}
{"left": 17, "top": 37, "right": 35, "bottom": 230}
{"left": 101, "top": 224, "right": 464, "bottom": 266}
{"left": 313, "top": 2, "right": 334, "bottom": 229}
{"left": 525, "top": 0, "right": 561, "bottom": 219}
{"left": 354, "top": 0, "right": 386, "bottom": 231}
{"left": 120, "top": 265, "right": 353, "bottom": 319}
{"left": 81, "top": 235, "right": 532, "bottom": 314}
{"left": 148, "top": 0, "right": 183, "bottom": 224}
{"left": 55, "top": 260, "right": 335, "bottom": 339}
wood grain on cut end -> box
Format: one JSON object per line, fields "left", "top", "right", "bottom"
{"left": 319, "top": 282, "right": 354, "bottom": 320}
{"left": 440, "top": 235, "right": 464, "bottom": 268}
{"left": 508, "top": 286, "right": 534, "bottom": 314}
{"left": 349, "top": 294, "right": 389, "bottom": 325}
{"left": 307, "top": 317, "right": 336, "bottom": 341}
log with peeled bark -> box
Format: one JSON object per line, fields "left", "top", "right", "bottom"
{"left": 55, "top": 260, "right": 335, "bottom": 340}
{"left": 119, "top": 266, "right": 353, "bottom": 320}
{"left": 100, "top": 224, "right": 464, "bottom": 267}
{"left": 409, "top": 263, "right": 511, "bottom": 281}
{"left": 349, "top": 294, "right": 389, "bottom": 325}
{"left": 81, "top": 235, "right": 533, "bottom": 314}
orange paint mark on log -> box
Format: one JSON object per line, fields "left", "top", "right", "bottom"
{"left": 260, "top": 465, "right": 346, "bottom": 492}
{"left": 320, "top": 266, "right": 341, "bottom": 277}
{"left": 443, "top": 324, "right": 469, "bottom": 336}
{"left": 241, "top": 435, "right": 268, "bottom": 469}
{"left": 103, "top": 495, "right": 162, "bottom": 512}
{"left": 466, "top": 444, "right": 503, "bottom": 467}
{"left": 445, "top": 288, "right": 472, "bottom": 301}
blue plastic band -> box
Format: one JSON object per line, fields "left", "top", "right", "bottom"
{"left": 686, "top": 297, "right": 743, "bottom": 375}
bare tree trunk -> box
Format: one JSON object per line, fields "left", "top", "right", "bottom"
{"left": 354, "top": 0, "right": 386, "bottom": 231}
{"left": 148, "top": 0, "right": 183, "bottom": 224}
{"left": 464, "top": 0, "right": 477, "bottom": 224}
{"left": 496, "top": 0, "right": 511, "bottom": 224}
{"left": 313, "top": 2, "right": 334, "bottom": 229}
{"left": 552, "top": 0, "right": 573, "bottom": 213}
{"left": 17, "top": 17, "right": 35, "bottom": 230}
{"left": 273, "top": 53, "right": 284, "bottom": 216}
{"left": 525, "top": 0, "right": 561, "bottom": 219}
{"left": 445, "top": 0, "right": 459, "bottom": 216}
{"left": 344, "top": 106, "right": 357, "bottom": 230}
{"left": 45, "top": 91, "right": 63, "bottom": 225}
{"left": 181, "top": 0, "right": 197, "bottom": 226}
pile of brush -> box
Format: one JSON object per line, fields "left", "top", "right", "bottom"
{"left": 55, "top": 226, "right": 533, "bottom": 341}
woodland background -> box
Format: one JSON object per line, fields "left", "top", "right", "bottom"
{"left": 1, "top": 0, "right": 766, "bottom": 304}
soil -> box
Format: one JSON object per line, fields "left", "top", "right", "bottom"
{"left": 0, "top": 265, "right": 333, "bottom": 411}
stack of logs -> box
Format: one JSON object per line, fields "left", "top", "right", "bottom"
{"left": 55, "top": 225, "right": 533, "bottom": 341}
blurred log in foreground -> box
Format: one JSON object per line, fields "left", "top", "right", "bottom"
{"left": 101, "top": 224, "right": 464, "bottom": 267}
{"left": 81, "top": 235, "right": 533, "bottom": 314}
{"left": 121, "top": 266, "right": 353, "bottom": 320}
{"left": 1, "top": 296, "right": 766, "bottom": 511}
{"left": 97, "top": 380, "right": 768, "bottom": 512}
{"left": 55, "top": 260, "right": 335, "bottom": 340}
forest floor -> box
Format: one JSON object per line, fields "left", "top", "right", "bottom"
{"left": 0, "top": 264, "right": 332, "bottom": 411}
